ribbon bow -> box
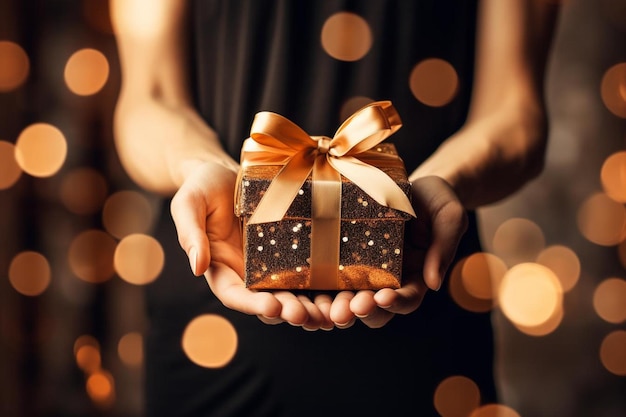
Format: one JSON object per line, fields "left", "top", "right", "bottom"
{"left": 239, "top": 100, "right": 415, "bottom": 289}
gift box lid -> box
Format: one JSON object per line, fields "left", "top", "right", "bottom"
{"left": 236, "top": 143, "right": 413, "bottom": 221}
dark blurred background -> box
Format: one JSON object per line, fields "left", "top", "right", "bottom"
{"left": 1, "top": 1, "right": 625, "bottom": 416}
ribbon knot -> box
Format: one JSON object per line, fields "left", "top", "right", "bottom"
{"left": 238, "top": 100, "right": 415, "bottom": 289}
{"left": 316, "top": 136, "right": 331, "bottom": 154}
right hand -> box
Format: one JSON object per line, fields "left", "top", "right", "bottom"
{"left": 170, "top": 160, "right": 336, "bottom": 330}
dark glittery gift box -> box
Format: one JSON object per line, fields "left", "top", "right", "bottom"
{"left": 236, "top": 143, "right": 413, "bottom": 290}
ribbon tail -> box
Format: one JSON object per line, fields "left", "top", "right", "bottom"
{"left": 330, "top": 156, "right": 416, "bottom": 217}
{"left": 247, "top": 150, "right": 314, "bottom": 224}
{"left": 309, "top": 156, "right": 342, "bottom": 289}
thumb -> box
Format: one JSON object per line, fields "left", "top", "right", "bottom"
{"left": 170, "top": 188, "right": 211, "bottom": 276}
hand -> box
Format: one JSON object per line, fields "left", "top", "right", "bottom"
{"left": 170, "top": 160, "right": 336, "bottom": 330}
{"left": 328, "top": 176, "right": 468, "bottom": 329}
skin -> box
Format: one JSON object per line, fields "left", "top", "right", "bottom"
{"left": 111, "top": 0, "right": 559, "bottom": 330}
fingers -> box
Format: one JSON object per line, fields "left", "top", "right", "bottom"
{"left": 410, "top": 176, "right": 468, "bottom": 291}
{"left": 206, "top": 262, "right": 282, "bottom": 318}
{"left": 423, "top": 196, "right": 467, "bottom": 291}
{"left": 330, "top": 291, "right": 356, "bottom": 328}
{"left": 171, "top": 189, "right": 211, "bottom": 276}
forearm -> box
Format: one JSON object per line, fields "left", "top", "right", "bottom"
{"left": 411, "top": 0, "right": 559, "bottom": 209}
{"left": 111, "top": 0, "right": 235, "bottom": 195}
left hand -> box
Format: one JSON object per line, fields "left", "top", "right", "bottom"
{"left": 327, "top": 175, "right": 468, "bottom": 329}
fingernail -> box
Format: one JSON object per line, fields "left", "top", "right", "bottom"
{"left": 302, "top": 326, "right": 318, "bottom": 332}
{"left": 321, "top": 326, "right": 334, "bottom": 331}
{"left": 189, "top": 247, "right": 198, "bottom": 276}
{"left": 378, "top": 304, "right": 392, "bottom": 309}
{"left": 354, "top": 313, "right": 368, "bottom": 319}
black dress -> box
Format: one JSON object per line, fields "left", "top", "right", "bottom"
{"left": 146, "top": 1, "right": 496, "bottom": 416}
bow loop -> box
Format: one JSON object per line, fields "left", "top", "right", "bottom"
{"left": 239, "top": 100, "right": 415, "bottom": 224}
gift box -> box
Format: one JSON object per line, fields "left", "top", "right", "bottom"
{"left": 235, "top": 101, "right": 415, "bottom": 290}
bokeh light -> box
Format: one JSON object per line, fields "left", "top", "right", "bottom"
{"left": 577, "top": 192, "right": 626, "bottom": 246}
{"left": 60, "top": 167, "right": 108, "bottom": 215}
{"left": 0, "top": 140, "right": 23, "bottom": 189}
{"left": 449, "top": 257, "right": 494, "bottom": 313}
{"left": 181, "top": 314, "right": 238, "bottom": 368}
{"left": 68, "top": 230, "right": 117, "bottom": 283}
{"left": 8, "top": 251, "right": 51, "bottom": 296}
{"left": 470, "top": 404, "right": 521, "bottom": 417}
{"left": 76, "top": 344, "right": 101, "bottom": 374}
{"left": 433, "top": 375, "right": 481, "bottom": 417}
{"left": 535, "top": 245, "right": 581, "bottom": 292}
{"left": 64, "top": 48, "right": 109, "bottom": 96}
{"left": 86, "top": 370, "right": 115, "bottom": 406}
{"left": 113, "top": 234, "right": 164, "bottom": 285}
{"left": 600, "top": 62, "right": 626, "bottom": 118}
{"left": 0, "top": 40, "right": 29, "bottom": 92}
{"left": 102, "top": 190, "right": 154, "bottom": 239}
{"left": 320, "top": 12, "right": 373, "bottom": 62}
{"left": 599, "top": 330, "right": 626, "bottom": 376}
{"left": 601, "top": 151, "right": 626, "bottom": 203}
{"left": 409, "top": 58, "right": 459, "bottom": 107}
{"left": 461, "top": 252, "right": 508, "bottom": 301}
{"left": 513, "top": 303, "right": 564, "bottom": 337}
{"left": 74, "top": 334, "right": 100, "bottom": 355}
{"left": 339, "top": 96, "right": 374, "bottom": 122}
{"left": 593, "top": 277, "right": 626, "bottom": 324}
{"left": 499, "top": 263, "right": 563, "bottom": 329}
{"left": 117, "top": 332, "right": 143, "bottom": 368}
{"left": 492, "top": 218, "right": 546, "bottom": 266}
{"left": 15, "top": 123, "right": 67, "bottom": 177}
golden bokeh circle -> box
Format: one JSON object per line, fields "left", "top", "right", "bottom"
{"left": 74, "top": 334, "right": 100, "bottom": 354}
{"left": 461, "top": 252, "right": 507, "bottom": 301}
{"left": 15, "top": 123, "right": 67, "bottom": 178}
{"left": 60, "top": 167, "right": 108, "bottom": 215}
{"left": 470, "top": 404, "right": 521, "bottom": 417}
{"left": 102, "top": 190, "right": 154, "bottom": 239}
{"left": 577, "top": 192, "right": 626, "bottom": 246}
{"left": 118, "top": 332, "right": 143, "bottom": 367}
{"left": 593, "top": 277, "right": 626, "bottom": 324}
{"left": 409, "top": 58, "right": 459, "bottom": 107}
{"left": 535, "top": 245, "right": 581, "bottom": 292}
{"left": 433, "top": 375, "right": 481, "bottom": 417}
{"left": 321, "top": 12, "right": 373, "bottom": 62}
{"left": 64, "top": 48, "right": 110, "bottom": 96}
{"left": 513, "top": 303, "right": 564, "bottom": 337}
{"left": 114, "top": 233, "right": 164, "bottom": 285}
{"left": 499, "top": 263, "right": 562, "bottom": 328}
{"left": 8, "top": 251, "right": 51, "bottom": 296}
{"left": 68, "top": 230, "right": 117, "bottom": 283}
{"left": 492, "top": 217, "right": 546, "bottom": 267}
{"left": 76, "top": 345, "right": 101, "bottom": 374}
{"left": 600, "top": 151, "right": 626, "bottom": 203}
{"left": 0, "top": 140, "right": 22, "bottom": 189}
{"left": 599, "top": 330, "right": 626, "bottom": 376}
{"left": 600, "top": 62, "right": 626, "bottom": 118}
{"left": 449, "top": 258, "right": 494, "bottom": 313}
{"left": 0, "top": 41, "right": 29, "bottom": 92}
{"left": 182, "top": 314, "right": 238, "bottom": 368}
{"left": 86, "top": 370, "right": 115, "bottom": 406}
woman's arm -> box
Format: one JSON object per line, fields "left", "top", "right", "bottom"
{"left": 111, "top": 0, "right": 237, "bottom": 194}
{"left": 410, "top": 0, "right": 560, "bottom": 208}
{"left": 111, "top": 0, "right": 338, "bottom": 330}
{"left": 354, "top": 0, "right": 560, "bottom": 328}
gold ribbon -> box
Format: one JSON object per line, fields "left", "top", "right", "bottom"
{"left": 239, "top": 101, "right": 415, "bottom": 289}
